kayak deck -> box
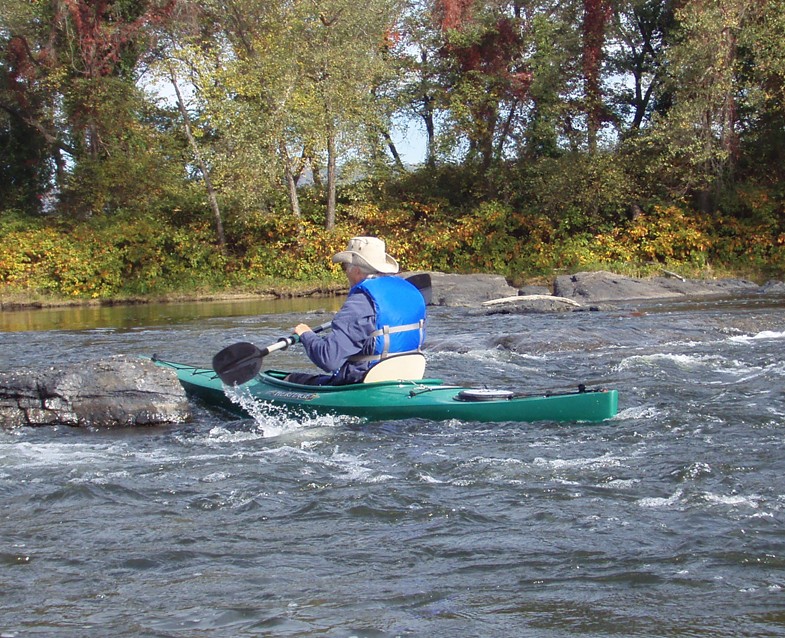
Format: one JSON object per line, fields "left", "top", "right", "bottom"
{"left": 155, "top": 359, "right": 619, "bottom": 424}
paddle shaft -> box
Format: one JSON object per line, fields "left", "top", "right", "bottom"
{"left": 260, "top": 321, "right": 331, "bottom": 357}
{"left": 212, "top": 321, "right": 331, "bottom": 385}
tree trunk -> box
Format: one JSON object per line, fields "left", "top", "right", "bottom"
{"left": 423, "top": 94, "right": 436, "bottom": 168}
{"left": 325, "top": 129, "right": 336, "bottom": 230}
{"left": 280, "top": 142, "right": 302, "bottom": 217}
{"left": 381, "top": 130, "right": 405, "bottom": 169}
{"left": 170, "top": 72, "right": 226, "bottom": 251}
{"left": 420, "top": 50, "right": 436, "bottom": 168}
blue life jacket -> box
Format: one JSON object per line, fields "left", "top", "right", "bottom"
{"left": 349, "top": 276, "right": 426, "bottom": 364}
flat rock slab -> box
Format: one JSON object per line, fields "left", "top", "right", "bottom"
{"left": 0, "top": 355, "right": 190, "bottom": 429}
{"left": 429, "top": 272, "right": 518, "bottom": 307}
{"left": 553, "top": 271, "right": 761, "bottom": 304}
{"left": 762, "top": 280, "right": 785, "bottom": 294}
{"left": 424, "top": 270, "right": 782, "bottom": 311}
{"left": 482, "top": 294, "right": 585, "bottom": 314}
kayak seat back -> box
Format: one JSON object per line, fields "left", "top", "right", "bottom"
{"left": 363, "top": 353, "right": 426, "bottom": 383}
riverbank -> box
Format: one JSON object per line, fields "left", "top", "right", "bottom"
{"left": 3, "top": 205, "right": 783, "bottom": 307}
{"left": 0, "top": 280, "right": 349, "bottom": 311}
{"left": 3, "top": 269, "right": 784, "bottom": 314}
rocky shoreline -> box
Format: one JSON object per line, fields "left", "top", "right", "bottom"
{"left": 426, "top": 270, "right": 785, "bottom": 311}
{"left": 2, "top": 270, "right": 784, "bottom": 430}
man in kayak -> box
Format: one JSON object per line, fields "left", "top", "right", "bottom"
{"left": 285, "top": 236, "right": 426, "bottom": 385}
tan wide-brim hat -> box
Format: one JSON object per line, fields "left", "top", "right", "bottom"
{"left": 332, "top": 236, "right": 399, "bottom": 274}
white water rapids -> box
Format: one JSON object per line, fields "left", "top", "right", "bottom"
{"left": 1, "top": 294, "right": 785, "bottom": 636}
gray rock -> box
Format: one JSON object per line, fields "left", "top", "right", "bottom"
{"left": 553, "top": 271, "right": 760, "bottom": 304}
{"left": 482, "top": 294, "right": 585, "bottom": 314}
{"left": 0, "top": 356, "right": 190, "bottom": 429}
{"left": 421, "top": 270, "right": 780, "bottom": 311}
{"left": 517, "top": 285, "right": 552, "bottom": 296}
{"left": 762, "top": 279, "right": 785, "bottom": 294}
{"left": 429, "top": 272, "right": 518, "bottom": 307}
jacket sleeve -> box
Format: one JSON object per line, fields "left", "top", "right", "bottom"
{"left": 299, "top": 293, "right": 376, "bottom": 372}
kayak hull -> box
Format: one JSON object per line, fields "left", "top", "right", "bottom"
{"left": 156, "top": 359, "right": 619, "bottom": 424}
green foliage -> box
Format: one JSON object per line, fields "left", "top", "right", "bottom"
{"left": 0, "top": 210, "right": 227, "bottom": 298}
{"left": 2, "top": 189, "right": 784, "bottom": 303}
{"left": 502, "top": 152, "right": 639, "bottom": 230}
{"left": 523, "top": 13, "right": 576, "bottom": 159}
{"left": 590, "top": 206, "right": 711, "bottom": 266}
{"left": 0, "top": 118, "right": 51, "bottom": 213}
{"left": 0, "top": 224, "right": 120, "bottom": 297}
{"left": 228, "top": 214, "right": 348, "bottom": 282}
{"left": 382, "top": 163, "right": 480, "bottom": 210}
{"left": 59, "top": 82, "right": 192, "bottom": 216}
{"left": 449, "top": 201, "right": 521, "bottom": 272}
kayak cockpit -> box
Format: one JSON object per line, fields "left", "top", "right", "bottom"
{"left": 259, "top": 369, "right": 446, "bottom": 392}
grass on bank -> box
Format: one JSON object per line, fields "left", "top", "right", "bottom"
{"left": 1, "top": 202, "right": 783, "bottom": 308}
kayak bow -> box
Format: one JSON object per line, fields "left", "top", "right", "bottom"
{"left": 154, "top": 359, "right": 619, "bottom": 424}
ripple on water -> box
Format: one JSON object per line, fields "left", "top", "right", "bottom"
{"left": 3, "top": 299, "right": 785, "bottom": 636}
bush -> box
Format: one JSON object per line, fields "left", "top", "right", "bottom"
{"left": 2, "top": 190, "right": 783, "bottom": 302}
{"left": 0, "top": 210, "right": 227, "bottom": 298}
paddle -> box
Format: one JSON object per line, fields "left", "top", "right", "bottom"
{"left": 212, "top": 272, "right": 432, "bottom": 386}
{"left": 213, "top": 321, "right": 332, "bottom": 386}
{"left": 400, "top": 272, "right": 432, "bottom": 305}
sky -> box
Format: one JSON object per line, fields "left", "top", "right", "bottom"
{"left": 390, "top": 120, "right": 428, "bottom": 165}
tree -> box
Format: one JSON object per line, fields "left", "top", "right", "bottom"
{"left": 606, "top": 0, "right": 673, "bottom": 134}
{"left": 435, "top": 0, "right": 531, "bottom": 171}
{"left": 733, "top": 0, "right": 785, "bottom": 193}
{"left": 169, "top": 68, "right": 225, "bottom": 249}
{"left": 288, "top": 0, "right": 404, "bottom": 228}
{"left": 1, "top": 0, "right": 73, "bottom": 208}
{"left": 643, "top": 0, "right": 761, "bottom": 209}
{"left": 393, "top": 0, "right": 448, "bottom": 167}
{"left": 582, "top": 0, "right": 612, "bottom": 152}
{"left": 1, "top": 0, "right": 51, "bottom": 211}
{"left": 519, "top": 6, "right": 581, "bottom": 159}
{"left": 1, "top": 0, "right": 178, "bottom": 214}
{"left": 168, "top": 0, "right": 402, "bottom": 228}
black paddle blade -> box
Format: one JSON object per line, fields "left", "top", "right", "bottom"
{"left": 403, "top": 272, "right": 432, "bottom": 305}
{"left": 212, "top": 341, "right": 264, "bottom": 385}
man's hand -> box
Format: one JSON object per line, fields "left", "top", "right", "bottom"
{"left": 293, "top": 323, "right": 312, "bottom": 336}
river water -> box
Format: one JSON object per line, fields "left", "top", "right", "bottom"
{"left": 1, "top": 293, "right": 785, "bottom": 637}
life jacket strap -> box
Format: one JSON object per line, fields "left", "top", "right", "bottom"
{"left": 349, "top": 319, "right": 425, "bottom": 363}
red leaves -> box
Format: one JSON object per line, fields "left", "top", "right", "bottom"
{"left": 58, "top": 0, "right": 176, "bottom": 78}
{"left": 437, "top": 6, "right": 530, "bottom": 101}
{"left": 582, "top": 0, "right": 612, "bottom": 83}
{"left": 6, "top": 37, "right": 33, "bottom": 95}
{"left": 437, "top": 0, "right": 476, "bottom": 31}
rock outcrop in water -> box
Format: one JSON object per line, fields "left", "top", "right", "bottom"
{"left": 427, "top": 272, "right": 518, "bottom": 306}
{"left": 552, "top": 271, "right": 761, "bottom": 304}
{"left": 423, "top": 270, "right": 784, "bottom": 312}
{"left": 0, "top": 356, "right": 190, "bottom": 429}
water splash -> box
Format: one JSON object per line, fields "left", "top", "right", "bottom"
{"left": 223, "top": 385, "right": 357, "bottom": 438}
{"left": 728, "top": 330, "right": 785, "bottom": 343}
{"left": 617, "top": 352, "right": 726, "bottom": 371}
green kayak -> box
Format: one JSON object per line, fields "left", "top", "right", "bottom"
{"left": 154, "top": 359, "right": 619, "bottom": 424}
